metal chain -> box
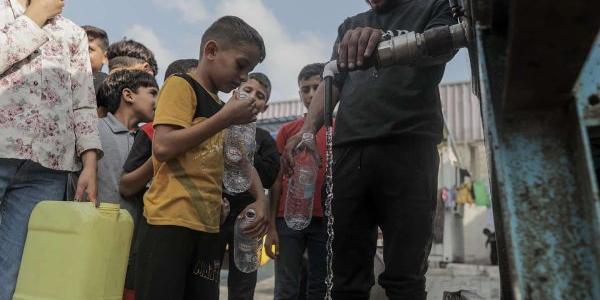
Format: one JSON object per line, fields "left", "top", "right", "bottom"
{"left": 324, "top": 126, "right": 335, "bottom": 300}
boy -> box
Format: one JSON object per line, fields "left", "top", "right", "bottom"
{"left": 265, "top": 63, "right": 328, "bottom": 300}
{"left": 135, "top": 16, "right": 268, "bottom": 300}
{"left": 0, "top": 0, "right": 102, "bottom": 299}
{"left": 219, "top": 72, "right": 280, "bottom": 300}
{"left": 82, "top": 25, "right": 110, "bottom": 117}
{"left": 107, "top": 39, "right": 158, "bottom": 76}
{"left": 82, "top": 25, "right": 109, "bottom": 74}
{"left": 95, "top": 69, "right": 158, "bottom": 295}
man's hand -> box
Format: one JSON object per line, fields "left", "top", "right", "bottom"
{"left": 240, "top": 195, "right": 268, "bottom": 238}
{"left": 219, "top": 91, "right": 259, "bottom": 126}
{"left": 264, "top": 223, "right": 279, "bottom": 259}
{"left": 75, "top": 165, "right": 97, "bottom": 204}
{"left": 338, "top": 27, "right": 382, "bottom": 71}
{"left": 25, "top": 0, "right": 64, "bottom": 27}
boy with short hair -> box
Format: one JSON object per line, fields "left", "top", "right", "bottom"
{"left": 0, "top": 0, "right": 102, "bottom": 299}
{"left": 95, "top": 69, "right": 158, "bottom": 297}
{"left": 219, "top": 72, "right": 280, "bottom": 300}
{"left": 96, "top": 68, "right": 157, "bottom": 232}
{"left": 82, "top": 25, "right": 109, "bottom": 74}
{"left": 266, "top": 63, "right": 328, "bottom": 300}
{"left": 107, "top": 39, "right": 158, "bottom": 76}
{"left": 135, "top": 16, "right": 268, "bottom": 300}
{"left": 82, "top": 25, "right": 110, "bottom": 117}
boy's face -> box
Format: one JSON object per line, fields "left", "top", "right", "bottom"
{"left": 88, "top": 39, "right": 108, "bottom": 74}
{"left": 298, "top": 75, "right": 322, "bottom": 109}
{"left": 240, "top": 79, "right": 269, "bottom": 113}
{"left": 205, "top": 41, "right": 261, "bottom": 93}
{"left": 126, "top": 86, "right": 158, "bottom": 123}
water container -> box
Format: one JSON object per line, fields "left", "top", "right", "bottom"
{"left": 233, "top": 209, "right": 263, "bottom": 273}
{"left": 223, "top": 90, "right": 256, "bottom": 194}
{"left": 284, "top": 133, "right": 318, "bottom": 230}
{"left": 13, "top": 201, "right": 133, "bottom": 300}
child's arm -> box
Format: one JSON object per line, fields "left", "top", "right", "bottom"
{"left": 119, "top": 159, "right": 153, "bottom": 197}
{"left": 240, "top": 166, "right": 269, "bottom": 238}
{"left": 265, "top": 168, "right": 283, "bottom": 259}
{"left": 153, "top": 93, "right": 257, "bottom": 162}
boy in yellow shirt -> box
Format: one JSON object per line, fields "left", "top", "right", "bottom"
{"left": 134, "top": 16, "right": 268, "bottom": 300}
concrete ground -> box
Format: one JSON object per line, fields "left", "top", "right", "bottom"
{"left": 220, "top": 260, "right": 500, "bottom": 300}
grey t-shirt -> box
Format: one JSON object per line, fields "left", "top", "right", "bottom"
{"left": 332, "top": 0, "right": 456, "bottom": 146}
{"left": 96, "top": 113, "right": 139, "bottom": 224}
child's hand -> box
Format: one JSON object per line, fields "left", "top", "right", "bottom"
{"left": 220, "top": 91, "right": 259, "bottom": 126}
{"left": 240, "top": 197, "right": 268, "bottom": 238}
{"left": 264, "top": 222, "right": 279, "bottom": 259}
{"left": 25, "top": 0, "right": 64, "bottom": 27}
{"left": 220, "top": 197, "right": 230, "bottom": 225}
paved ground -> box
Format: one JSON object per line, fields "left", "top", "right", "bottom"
{"left": 220, "top": 261, "right": 500, "bottom": 300}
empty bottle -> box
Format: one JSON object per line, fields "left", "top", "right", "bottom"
{"left": 284, "top": 132, "right": 318, "bottom": 230}
{"left": 223, "top": 90, "right": 256, "bottom": 194}
{"left": 234, "top": 209, "right": 263, "bottom": 273}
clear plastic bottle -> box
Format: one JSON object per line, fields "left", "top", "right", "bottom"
{"left": 284, "top": 132, "right": 318, "bottom": 230}
{"left": 234, "top": 209, "right": 263, "bottom": 273}
{"left": 223, "top": 91, "right": 256, "bottom": 194}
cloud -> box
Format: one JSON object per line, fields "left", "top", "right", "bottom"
{"left": 124, "top": 25, "right": 178, "bottom": 81}
{"left": 215, "top": 0, "right": 330, "bottom": 101}
{"left": 144, "top": 0, "right": 330, "bottom": 99}
{"left": 152, "top": 0, "right": 209, "bottom": 24}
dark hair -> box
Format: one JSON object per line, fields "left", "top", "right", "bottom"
{"left": 164, "top": 59, "right": 199, "bottom": 81}
{"left": 248, "top": 72, "right": 271, "bottom": 101}
{"left": 82, "top": 25, "right": 109, "bottom": 50}
{"left": 107, "top": 39, "right": 158, "bottom": 75}
{"left": 97, "top": 69, "right": 158, "bottom": 114}
{"left": 298, "top": 63, "right": 325, "bottom": 83}
{"left": 201, "top": 16, "right": 266, "bottom": 62}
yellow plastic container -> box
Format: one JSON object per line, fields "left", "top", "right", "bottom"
{"left": 13, "top": 201, "right": 133, "bottom": 300}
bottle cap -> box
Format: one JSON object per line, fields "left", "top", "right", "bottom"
{"left": 245, "top": 209, "right": 256, "bottom": 219}
{"left": 301, "top": 132, "right": 314, "bottom": 140}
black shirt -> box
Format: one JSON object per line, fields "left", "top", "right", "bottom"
{"left": 332, "top": 0, "right": 455, "bottom": 145}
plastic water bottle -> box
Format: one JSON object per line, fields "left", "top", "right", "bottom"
{"left": 284, "top": 133, "right": 318, "bottom": 230}
{"left": 223, "top": 91, "right": 256, "bottom": 194}
{"left": 234, "top": 209, "right": 263, "bottom": 273}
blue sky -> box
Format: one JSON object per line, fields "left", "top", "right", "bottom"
{"left": 64, "top": 0, "right": 470, "bottom": 101}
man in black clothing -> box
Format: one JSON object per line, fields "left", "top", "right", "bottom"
{"left": 219, "top": 73, "right": 280, "bottom": 300}
{"left": 283, "top": 0, "right": 457, "bottom": 299}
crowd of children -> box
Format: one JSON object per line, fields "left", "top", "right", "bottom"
{"left": 1, "top": 0, "right": 456, "bottom": 299}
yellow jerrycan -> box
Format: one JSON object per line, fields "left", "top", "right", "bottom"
{"left": 13, "top": 201, "right": 133, "bottom": 300}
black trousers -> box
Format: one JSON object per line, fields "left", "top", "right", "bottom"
{"left": 219, "top": 194, "right": 257, "bottom": 300}
{"left": 135, "top": 222, "right": 221, "bottom": 300}
{"left": 330, "top": 137, "right": 439, "bottom": 300}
